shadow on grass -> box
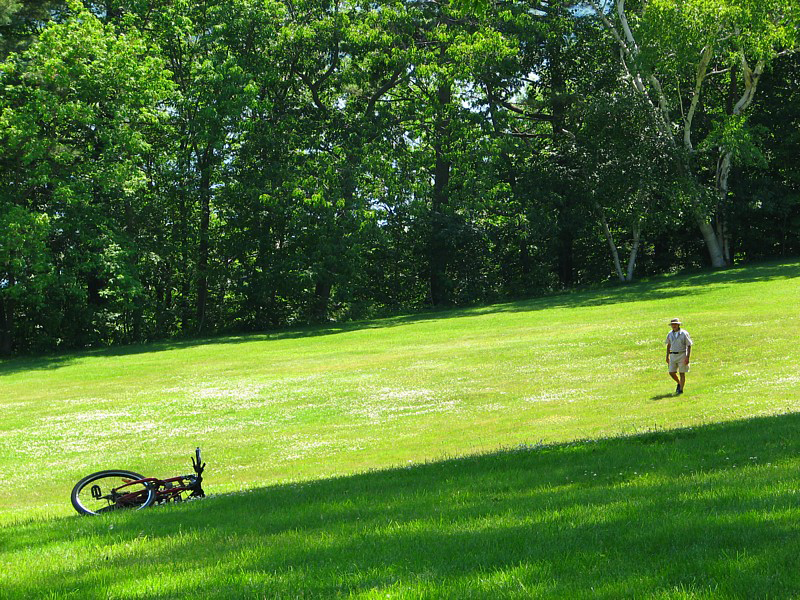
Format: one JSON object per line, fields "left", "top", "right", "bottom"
{"left": 649, "top": 392, "right": 679, "bottom": 400}
{"left": 4, "top": 412, "right": 800, "bottom": 598}
{"left": 3, "top": 258, "right": 799, "bottom": 378}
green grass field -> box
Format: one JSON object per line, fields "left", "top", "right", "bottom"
{"left": 2, "top": 260, "right": 800, "bottom": 598}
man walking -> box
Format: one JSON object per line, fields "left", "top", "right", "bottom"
{"left": 666, "top": 318, "right": 692, "bottom": 395}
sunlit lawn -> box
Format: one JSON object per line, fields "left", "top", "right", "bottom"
{"left": 1, "top": 259, "right": 800, "bottom": 597}
{"left": 3, "top": 414, "right": 800, "bottom": 598}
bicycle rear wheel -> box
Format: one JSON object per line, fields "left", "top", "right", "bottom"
{"left": 71, "top": 470, "right": 156, "bottom": 516}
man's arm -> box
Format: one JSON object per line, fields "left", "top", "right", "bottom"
{"left": 684, "top": 332, "right": 692, "bottom": 364}
{"left": 666, "top": 343, "right": 671, "bottom": 363}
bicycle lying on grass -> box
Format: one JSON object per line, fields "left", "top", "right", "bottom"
{"left": 71, "top": 448, "right": 206, "bottom": 516}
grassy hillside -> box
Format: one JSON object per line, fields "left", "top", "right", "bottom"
{"left": 2, "top": 260, "right": 800, "bottom": 597}
{"left": 3, "top": 413, "right": 800, "bottom": 598}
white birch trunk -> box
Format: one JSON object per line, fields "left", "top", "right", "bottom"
{"left": 712, "top": 58, "right": 765, "bottom": 264}
{"left": 697, "top": 218, "right": 727, "bottom": 267}
{"left": 595, "top": 202, "right": 626, "bottom": 282}
{"left": 626, "top": 218, "right": 642, "bottom": 281}
{"left": 588, "top": 0, "right": 730, "bottom": 268}
{"left": 716, "top": 150, "right": 733, "bottom": 263}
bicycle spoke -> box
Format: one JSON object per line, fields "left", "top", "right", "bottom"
{"left": 71, "top": 471, "right": 154, "bottom": 516}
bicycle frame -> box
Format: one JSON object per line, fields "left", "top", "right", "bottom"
{"left": 146, "top": 447, "right": 206, "bottom": 504}
{"left": 93, "top": 480, "right": 151, "bottom": 509}
{"left": 71, "top": 448, "right": 206, "bottom": 515}
{"left": 138, "top": 472, "right": 205, "bottom": 505}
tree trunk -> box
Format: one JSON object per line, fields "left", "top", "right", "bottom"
{"left": 589, "top": 0, "right": 736, "bottom": 270}
{"left": 626, "top": 221, "right": 642, "bottom": 281}
{"left": 715, "top": 150, "right": 733, "bottom": 264}
{"left": 312, "top": 277, "right": 332, "bottom": 323}
{"left": 178, "top": 141, "right": 192, "bottom": 331}
{"left": 679, "top": 163, "right": 728, "bottom": 268}
{"left": 696, "top": 217, "right": 727, "bottom": 267}
{"left": 486, "top": 85, "right": 530, "bottom": 281}
{"left": 556, "top": 222, "right": 575, "bottom": 287}
{"left": 196, "top": 145, "right": 213, "bottom": 333}
{"left": 0, "top": 296, "right": 12, "bottom": 355}
{"left": 429, "top": 80, "right": 452, "bottom": 306}
{"left": 596, "top": 203, "right": 626, "bottom": 282}
{"left": 548, "top": 18, "right": 575, "bottom": 287}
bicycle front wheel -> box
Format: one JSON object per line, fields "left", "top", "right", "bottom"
{"left": 71, "top": 470, "right": 156, "bottom": 516}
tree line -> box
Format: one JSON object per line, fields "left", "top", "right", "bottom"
{"left": 1, "top": 0, "right": 798, "bottom": 355}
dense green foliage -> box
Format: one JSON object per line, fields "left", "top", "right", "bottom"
{"left": 1, "top": 0, "right": 798, "bottom": 354}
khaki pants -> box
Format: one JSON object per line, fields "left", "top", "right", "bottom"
{"left": 668, "top": 353, "right": 689, "bottom": 373}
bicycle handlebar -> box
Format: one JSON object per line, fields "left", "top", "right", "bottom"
{"left": 192, "top": 447, "right": 206, "bottom": 475}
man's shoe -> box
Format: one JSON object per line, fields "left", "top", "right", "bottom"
{"left": 676, "top": 384, "right": 682, "bottom": 394}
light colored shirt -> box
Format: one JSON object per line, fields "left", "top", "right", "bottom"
{"left": 666, "top": 329, "right": 692, "bottom": 353}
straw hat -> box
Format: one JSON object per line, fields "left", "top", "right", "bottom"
{"left": 669, "top": 318, "right": 682, "bottom": 325}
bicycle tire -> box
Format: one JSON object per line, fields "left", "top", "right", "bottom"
{"left": 71, "top": 470, "right": 156, "bottom": 516}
